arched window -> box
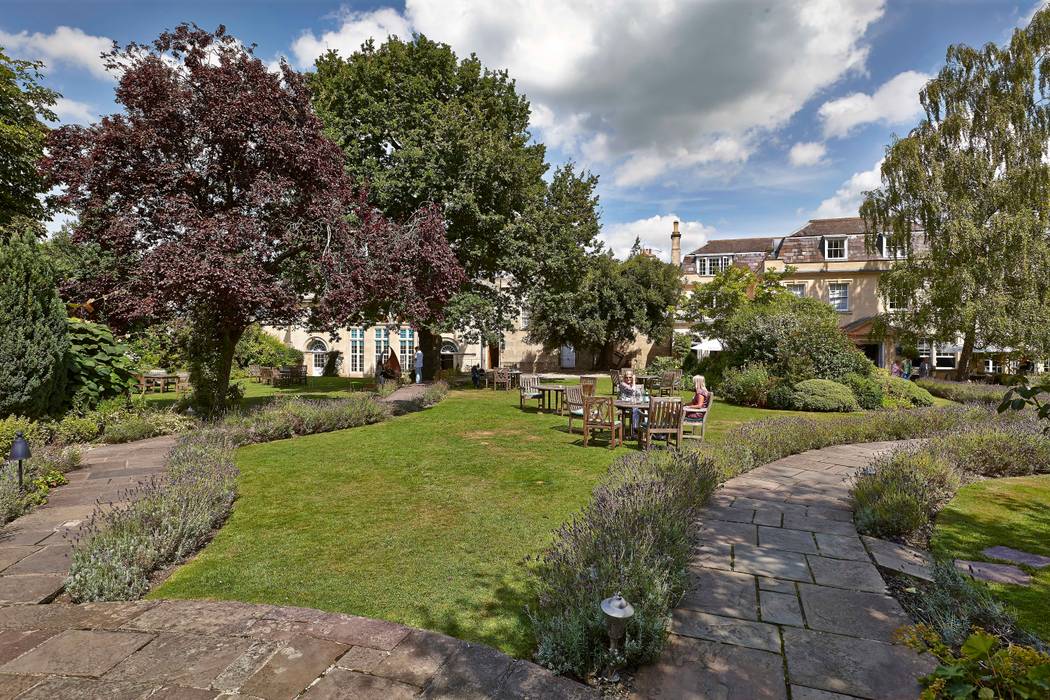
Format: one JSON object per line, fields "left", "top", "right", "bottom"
{"left": 440, "top": 340, "right": 458, "bottom": 355}
{"left": 307, "top": 338, "right": 327, "bottom": 353}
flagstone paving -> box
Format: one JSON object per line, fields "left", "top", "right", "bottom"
{"left": 0, "top": 436, "right": 175, "bottom": 605}
{"left": 633, "top": 441, "right": 936, "bottom": 700}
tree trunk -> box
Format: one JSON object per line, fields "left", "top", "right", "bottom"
{"left": 418, "top": 326, "right": 441, "bottom": 381}
{"left": 955, "top": 322, "right": 977, "bottom": 381}
{"left": 188, "top": 316, "right": 245, "bottom": 417}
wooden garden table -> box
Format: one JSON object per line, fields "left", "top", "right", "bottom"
{"left": 615, "top": 399, "right": 650, "bottom": 439}
{"left": 536, "top": 383, "right": 567, "bottom": 413}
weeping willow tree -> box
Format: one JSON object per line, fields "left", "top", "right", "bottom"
{"left": 862, "top": 8, "right": 1050, "bottom": 379}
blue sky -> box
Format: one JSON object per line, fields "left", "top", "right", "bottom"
{"left": 3, "top": 0, "right": 1042, "bottom": 258}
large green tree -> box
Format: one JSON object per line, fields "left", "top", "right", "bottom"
{"left": 681, "top": 265, "right": 795, "bottom": 345}
{"left": 862, "top": 8, "right": 1050, "bottom": 379}
{"left": 311, "top": 35, "right": 580, "bottom": 376}
{"left": 0, "top": 219, "right": 68, "bottom": 418}
{"left": 525, "top": 248, "right": 682, "bottom": 368}
{"left": 0, "top": 48, "right": 58, "bottom": 229}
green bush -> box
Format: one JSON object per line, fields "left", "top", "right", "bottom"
{"left": 530, "top": 449, "right": 719, "bottom": 678}
{"left": 852, "top": 448, "right": 961, "bottom": 539}
{"left": 790, "top": 379, "right": 860, "bottom": 412}
{"left": 720, "top": 363, "right": 775, "bottom": 407}
{"left": 931, "top": 428, "right": 1050, "bottom": 478}
{"left": 234, "top": 324, "right": 303, "bottom": 370}
{"left": 842, "top": 372, "right": 884, "bottom": 410}
{"left": 883, "top": 376, "right": 935, "bottom": 408}
{"left": 916, "top": 378, "right": 1009, "bottom": 406}
{"left": 127, "top": 320, "right": 192, "bottom": 372}
{"left": 55, "top": 414, "right": 103, "bottom": 445}
{"left": 898, "top": 625, "right": 1050, "bottom": 699}
{"left": 0, "top": 225, "right": 69, "bottom": 419}
{"left": 66, "top": 431, "right": 238, "bottom": 602}
{"left": 721, "top": 296, "right": 873, "bottom": 383}
{"left": 0, "top": 415, "right": 54, "bottom": 456}
{"left": 63, "top": 318, "right": 136, "bottom": 411}
{"left": 766, "top": 381, "right": 796, "bottom": 409}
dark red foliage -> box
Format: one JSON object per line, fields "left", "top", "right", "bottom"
{"left": 42, "top": 24, "right": 463, "bottom": 336}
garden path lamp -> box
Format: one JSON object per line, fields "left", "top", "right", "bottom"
{"left": 600, "top": 592, "right": 634, "bottom": 681}
{"left": 8, "top": 432, "right": 30, "bottom": 491}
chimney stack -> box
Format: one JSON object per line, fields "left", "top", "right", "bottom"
{"left": 671, "top": 220, "right": 682, "bottom": 267}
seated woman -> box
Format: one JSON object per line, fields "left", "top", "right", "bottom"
{"left": 618, "top": 371, "right": 646, "bottom": 437}
{"left": 684, "top": 375, "right": 711, "bottom": 416}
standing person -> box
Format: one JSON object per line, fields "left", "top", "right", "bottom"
{"left": 414, "top": 348, "right": 424, "bottom": 384}
{"left": 471, "top": 364, "right": 481, "bottom": 389}
{"left": 891, "top": 359, "right": 903, "bottom": 378}
{"left": 902, "top": 357, "right": 913, "bottom": 380}
{"left": 919, "top": 357, "right": 931, "bottom": 379}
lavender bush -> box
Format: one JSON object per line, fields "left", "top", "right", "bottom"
{"left": 916, "top": 378, "right": 1011, "bottom": 406}
{"left": 216, "top": 395, "right": 390, "bottom": 446}
{"left": 66, "top": 431, "right": 237, "bottom": 601}
{"left": 851, "top": 417, "right": 1049, "bottom": 540}
{"left": 529, "top": 449, "right": 719, "bottom": 678}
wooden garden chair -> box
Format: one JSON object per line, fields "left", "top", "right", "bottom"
{"left": 248, "top": 365, "right": 262, "bottom": 382}
{"left": 175, "top": 372, "right": 191, "bottom": 395}
{"left": 564, "top": 385, "right": 586, "bottom": 433}
{"left": 581, "top": 376, "right": 598, "bottom": 397}
{"left": 519, "top": 374, "right": 543, "bottom": 409}
{"left": 493, "top": 367, "right": 512, "bottom": 391}
{"left": 582, "top": 396, "right": 622, "bottom": 448}
{"left": 658, "top": 371, "right": 678, "bottom": 397}
{"left": 683, "top": 395, "right": 712, "bottom": 442}
{"left": 608, "top": 369, "right": 621, "bottom": 395}
{"left": 641, "top": 396, "right": 683, "bottom": 449}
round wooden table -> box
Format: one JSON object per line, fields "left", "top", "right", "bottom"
{"left": 614, "top": 399, "right": 650, "bottom": 439}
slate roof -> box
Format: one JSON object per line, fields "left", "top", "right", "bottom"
{"left": 788, "top": 217, "right": 871, "bottom": 238}
{"left": 686, "top": 237, "right": 777, "bottom": 256}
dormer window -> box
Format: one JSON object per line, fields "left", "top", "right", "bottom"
{"left": 696, "top": 255, "right": 733, "bottom": 275}
{"left": 824, "top": 237, "right": 847, "bottom": 260}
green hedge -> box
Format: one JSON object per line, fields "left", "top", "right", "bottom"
{"left": 791, "top": 379, "right": 859, "bottom": 412}
{"left": 916, "top": 378, "right": 1010, "bottom": 406}
{"left": 842, "top": 372, "right": 884, "bottom": 410}
{"left": 883, "top": 376, "right": 935, "bottom": 408}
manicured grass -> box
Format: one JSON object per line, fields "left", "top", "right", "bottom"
{"left": 932, "top": 475, "right": 1050, "bottom": 641}
{"left": 151, "top": 381, "right": 828, "bottom": 657}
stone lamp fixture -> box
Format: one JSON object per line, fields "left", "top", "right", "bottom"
{"left": 600, "top": 592, "right": 635, "bottom": 682}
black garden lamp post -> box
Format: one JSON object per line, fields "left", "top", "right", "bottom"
{"left": 8, "top": 431, "right": 30, "bottom": 491}
{"left": 600, "top": 592, "right": 635, "bottom": 682}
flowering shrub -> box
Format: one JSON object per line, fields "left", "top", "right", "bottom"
{"left": 529, "top": 449, "right": 719, "bottom": 678}
{"left": 852, "top": 449, "right": 960, "bottom": 538}
{"left": 216, "top": 395, "right": 390, "bottom": 446}
{"left": 719, "top": 363, "right": 775, "bottom": 407}
{"left": 66, "top": 431, "right": 238, "bottom": 601}
{"left": 917, "top": 379, "right": 1010, "bottom": 406}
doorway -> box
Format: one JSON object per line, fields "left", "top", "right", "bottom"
{"left": 859, "top": 343, "right": 882, "bottom": 368}
{"left": 487, "top": 343, "right": 500, "bottom": 369}
{"left": 560, "top": 344, "right": 576, "bottom": 369}
{"left": 307, "top": 338, "right": 328, "bottom": 376}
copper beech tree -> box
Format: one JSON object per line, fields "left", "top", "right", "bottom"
{"left": 43, "top": 25, "right": 463, "bottom": 413}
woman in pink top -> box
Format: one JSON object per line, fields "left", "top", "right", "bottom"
{"left": 685, "top": 375, "right": 711, "bottom": 414}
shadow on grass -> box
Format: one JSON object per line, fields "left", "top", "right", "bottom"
{"left": 412, "top": 564, "right": 537, "bottom": 658}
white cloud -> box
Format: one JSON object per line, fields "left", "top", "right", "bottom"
{"left": 0, "top": 25, "right": 111, "bottom": 79}
{"left": 601, "top": 213, "right": 714, "bottom": 260}
{"left": 291, "top": 8, "right": 412, "bottom": 67}
{"left": 51, "top": 97, "right": 95, "bottom": 125}
{"left": 789, "top": 141, "right": 827, "bottom": 167}
{"left": 818, "top": 70, "right": 930, "bottom": 138}
{"left": 814, "top": 159, "right": 883, "bottom": 218}
{"left": 288, "top": 0, "right": 886, "bottom": 187}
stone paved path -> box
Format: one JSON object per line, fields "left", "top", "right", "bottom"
{"left": 0, "top": 436, "right": 175, "bottom": 605}
{"left": 633, "top": 441, "right": 936, "bottom": 700}
{"left": 0, "top": 599, "right": 593, "bottom": 699}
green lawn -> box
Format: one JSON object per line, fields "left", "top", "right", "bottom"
{"left": 151, "top": 381, "right": 827, "bottom": 656}
{"left": 931, "top": 475, "right": 1050, "bottom": 641}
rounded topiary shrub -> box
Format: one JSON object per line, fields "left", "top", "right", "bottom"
{"left": 842, "top": 372, "right": 884, "bottom": 410}
{"left": 790, "top": 379, "right": 860, "bottom": 412}
{"left": 720, "top": 363, "right": 774, "bottom": 407}
{"left": 883, "top": 376, "right": 935, "bottom": 408}
{"left": 766, "top": 381, "right": 796, "bottom": 410}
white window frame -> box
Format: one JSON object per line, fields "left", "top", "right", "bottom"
{"left": 348, "top": 327, "right": 364, "bottom": 373}
{"left": 886, "top": 293, "right": 907, "bottom": 312}
{"left": 785, "top": 282, "right": 806, "bottom": 298}
{"left": 399, "top": 328, "right": 416, "bottom": 371}
{"left": 698, "top": 255, "right": 733, "bottom": 275}
{"left": 935, "top": 352, "right": 957, "bottom": 370}
{"left": 519, "top": 306, "right": 530, "bottom": 330}
{"left": 824, "top": 237, "right": 847, "bottom": 260}
{"left": 828, "top": 282, "right": 850, "bottom": 312}
{"left": 374, "top": 326, "right": 390, "bottom": 370}
{"left": 917, "top": 340, "right": 932, "bottom": 358}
